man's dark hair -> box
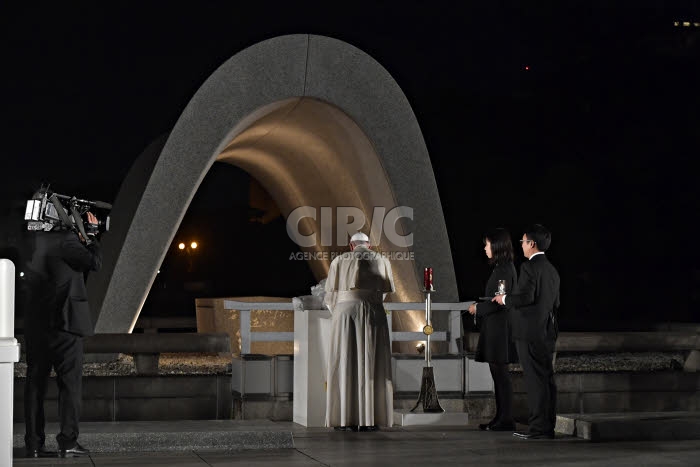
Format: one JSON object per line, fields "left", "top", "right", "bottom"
{"left": 524, "top": 224, "right": 552, "bottom": 252}
{"left": 484, "top": 228, "right": 514, "bottom": 265}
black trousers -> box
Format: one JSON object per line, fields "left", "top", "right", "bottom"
{"left": 515, "top": 338, "right": 557, "bottom": 434}
{"left": 24, "top": 329, "right": 84, "bottom": 450}
{"left": 488, "top": 363, "right": 513, "bottom": 424}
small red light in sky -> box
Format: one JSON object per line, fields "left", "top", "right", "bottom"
{"left": 525, "top": 66, "right": 530, "bottom": 71}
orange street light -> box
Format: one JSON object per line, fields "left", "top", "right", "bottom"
{"left": 177, "top": 240, "right": 200, "bottom": 272}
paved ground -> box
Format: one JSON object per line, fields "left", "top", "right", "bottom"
{"left": 12, "top": 421, "right": 700, "bottom": 466}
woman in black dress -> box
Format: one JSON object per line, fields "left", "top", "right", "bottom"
{"left": 468, "top": 228, "right": 518, "bottom": 431}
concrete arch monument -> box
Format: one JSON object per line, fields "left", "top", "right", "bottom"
{"left": 88, "top": 34, "right": 457, "bottom": 337}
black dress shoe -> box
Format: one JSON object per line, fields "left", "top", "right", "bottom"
{"left": 333, "top": 426, "right": 354, "bottom": 432}
{"left": 478, "top": 418, "right": 499, "bottom": 431}
{"left": 513, "top": 430, "right": 555, "bottom": 439}
{"left": 25, "top": 446, "right": 56, "bottom": 458}
{"left": 59, "top": 442, "right": 90, "bottom": 457}
{"left": 358, "top": 425, "right": 379, "bottom": 432}
{"left": 488, "top": 422, "right": 516, "bottom": 431}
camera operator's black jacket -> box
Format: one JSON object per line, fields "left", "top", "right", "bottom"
{"left": 26, "top": 230, "right": 102, "bottom": 337}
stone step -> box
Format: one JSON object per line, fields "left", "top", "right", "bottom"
{"left": 393, "top": 409, "right": 469, "bottom": 426}
{"left": 13, "top": 420, "right": 294, "bottom": 452}
{"left": 556, "top": 411, "right": 700, "bottom": 442}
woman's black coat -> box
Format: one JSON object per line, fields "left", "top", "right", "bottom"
{"left": 475, "top": 262, "right": 518, "bottom": 364}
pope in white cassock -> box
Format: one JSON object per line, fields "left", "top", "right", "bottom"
{"left": 324, "top": 232, "right": 395, "bottom": 431}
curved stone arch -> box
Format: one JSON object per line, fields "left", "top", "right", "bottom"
{"left": 88, "top": 34, "right": 457, "bottom": 334}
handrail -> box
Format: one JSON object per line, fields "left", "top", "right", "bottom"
{"left": 223, "top": 300, "right": 474, "bottom": 354}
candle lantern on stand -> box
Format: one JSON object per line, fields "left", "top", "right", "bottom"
{"left": 410, "top": 267, "right": 444, "bottom": 413}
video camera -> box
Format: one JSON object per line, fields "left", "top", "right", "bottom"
{"left": 24, "top": 186, "right": 112, "bottom": 244}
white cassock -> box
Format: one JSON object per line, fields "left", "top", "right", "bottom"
{"left": 324, "top": 246, "right": 395, "bottom": 428}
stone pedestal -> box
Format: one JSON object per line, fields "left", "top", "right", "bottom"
{"left": 1, "top": 259, "right": 19, "bottom": 466}
{"left": 293, "top": 307, "right": 332, "bottom": 427}
{"left": 393, "top": 409, "right": 468, "bottom": 426}
{"left": 393, "top": 355, "right": 465, "bottom": 394}
{"left": 0, "top": 339, "right": 19, "bottom": 464}
{"left": 465, "top": 355, "right": 494, "bottom": 393}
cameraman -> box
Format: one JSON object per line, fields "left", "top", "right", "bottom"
{"left": 24, "top": 211, "right": 102, "bottom": 458}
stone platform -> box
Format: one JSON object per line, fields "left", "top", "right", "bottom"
{"left": 12, "top": 420, "right": 294, "bottom": 452}
{"left": 393, "top": 409, "right": 469, "bottom": 426}
{"left": 556, "top": 412, "right": 700, "bottom": 442}
{"left": 12, "top": 422, "right": 700, "bottom": 466}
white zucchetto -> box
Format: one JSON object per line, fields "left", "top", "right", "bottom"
{"left": 350, "top": 232, "right": 370, "bottom": 243}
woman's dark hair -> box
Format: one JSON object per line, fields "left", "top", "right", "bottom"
{"left": 484, "top": 228, "right": 514, "bottom": 266}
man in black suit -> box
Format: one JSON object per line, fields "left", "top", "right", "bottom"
{"left": 24, "top": 211, "right": 102, "bottom": 458}
{"left": 493, "top": 224, "right": 560, "bottom": 439}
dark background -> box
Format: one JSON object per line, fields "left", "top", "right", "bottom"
{"left": 2, "top": 2, "right": 699, "bottom": 330}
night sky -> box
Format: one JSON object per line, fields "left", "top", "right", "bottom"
{"left": 2, "top": 2, "right": 700, "bottom": 330}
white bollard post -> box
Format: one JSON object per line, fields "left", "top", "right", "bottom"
{"left": 0, "top": 259, "right": 20, "bottom": 465}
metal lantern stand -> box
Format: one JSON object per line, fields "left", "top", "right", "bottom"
{"left": 410, "top": 288, "right": 444, "bottom": 413}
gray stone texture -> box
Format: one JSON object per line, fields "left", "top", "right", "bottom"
{"left": 13, "top": 375, "right": 232, "bottom": 422}
{"left": 84, "top": 333, "right": 230, "bottom": 354}
{"left": 89, "top": 34, "right": 457, "bottom": 334}
{"left": 13, "top": 422, "right": 700, "bottom": 465}
{"left": 133, "top": 353, "right": 159, "bottom": 375}
{"left": 13, "top": 421, "right": 294, "bottom": 452}
{"left": 684, "top": 349, "right": 700, "bottom": 371}
{"left": 557, "top": 412, "right": 700, "bottom": 441}
{"left": 304, "top": 35, "right": 458, "bottom": 302}
{"left": 465, "top": 331, "right": 699, "bottom": 353}
{"left": 554, "top": 332, "right": 699, "bottom": 352}
{"left": 89, "top": 35, "right": 308, "bottom": 333}
{"left": 234, "top": 399, "right": 293, "bottom": 421}
{"left": 14, "top": 365, "right": 700, "bottom": 423}
{"left": 86, "top": 134, "right": 169, "bottom": 328}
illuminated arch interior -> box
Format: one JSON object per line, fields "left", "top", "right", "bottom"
{"left": 217, "top": 97, "right": 424, "bottom": 335}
